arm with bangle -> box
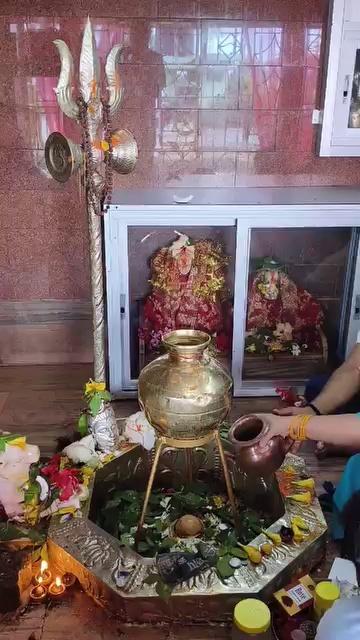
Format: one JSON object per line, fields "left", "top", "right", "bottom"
{"left": 289, "top": 413, "right": 360, "bottom": 447}
{"left": 308, "top": 344, "right": 360, "bottom": 414}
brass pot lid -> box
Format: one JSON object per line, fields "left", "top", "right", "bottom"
{"left": 45, "top": 132, "right": 82, "bottom": 183}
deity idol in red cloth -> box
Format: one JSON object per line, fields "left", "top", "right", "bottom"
{"left": 140, "top": 232, "right": 231, "bottom": 352}
{"left": 246, "top": 259, "right": 324, "bottom": 356}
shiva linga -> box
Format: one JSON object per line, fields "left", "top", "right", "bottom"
{"left": 137, "top": 329, "right": 238, "bottom": 537}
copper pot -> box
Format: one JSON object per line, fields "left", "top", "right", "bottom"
{"left": 228, "top": 415, "right": 292, "bottom": 476}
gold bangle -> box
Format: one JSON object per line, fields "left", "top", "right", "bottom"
{"left": 288, "top": 415, "right": 311, "bottom": 441}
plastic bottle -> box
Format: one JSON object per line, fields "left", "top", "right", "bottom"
{"left": 232, "top": 598, "right": 272, "bottom": 639}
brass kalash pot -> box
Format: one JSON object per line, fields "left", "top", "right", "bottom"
{"left": 137, "top": 329, "right": 238, "bottom": 535}
{"left": 138, "top": 329, "right": 232, "bottom": 440}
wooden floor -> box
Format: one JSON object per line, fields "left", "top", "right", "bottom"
{"left": 0, "top": 364, "right": 348, "bottom": 639}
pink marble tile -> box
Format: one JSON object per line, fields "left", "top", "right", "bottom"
{"left": 243, "top": 0, "right": 295, "bottom": 21}
{"left": 156, "top": 65, "right": 200, "bottom": 109}
{"left": 199, "top": 110, "right": 276, "bottom": 151}
{"left": 112, "top": 109, "right": 158, "bottom": 152}
{"left": 0, "top": 148, "right": 79, "bottom": 192}
{"left": 200, "top": 65, "right": 239, "bottom": 109}
{"left": 249, "top": 24, "right": 283, "bottom": 65}
{"left": 243, "top": 0, "right": 327, "bottom": 21}
{"left": 88, "top": 19, "right": 169, "bottom": 67}
{"left": 48, "top": 229, "right": 90, "bottom": 299}
{"left": 158, "top": 0, "right": 199, "bottom": 19}
{"left": 157, "top": 151, "right": 236, "bottom": 187}
{"left": 150, "top": 20, "right": 200, "bottom": 64}
{"left": 199, "top": 0, "right": 244, "bottom": 19}
{"left": 276, "top": 110, "right": 314, "bottom": 152}
{"left": 201, "top": 21, "right": 248, "bottom": 65}
{"left": 160, "top": 65, "right": 239, "bottom": 109}
{"left": 4, "top": 225, "right": 50, "bottom": 299}
{"left": 304, "top": 24, "right": 323, "bottom": 67}
{"left": 0, "top": 104, "right": 28, "bottom": 149}
{"left": 278, "top": 67, "right": 305, "bottom": 109}
{"left": 303, "top": 66, "right": 320, "bottom": 108}
{"left": 309, "top": 157, "right": 360, "bottom": 186}
{"left": 15, "top": 21, "right": 61, "bottom": 76}
{"left": 114, "top": 150, "right": 236, "bottom": 188}
{"left": 43, "top": 189, "right": 87, "bottom": 231}
{"left": 112, "top": 151, "right": 160, "bottom": 189}
{"left": 239, "top": 67, "right": 254, "bottom": 108}
{"left": 11, "top": 76, "right": 59, "bottom": 108}
{"left": 235, "top": 151, "right": 313, "bottom": 187}
{"left": 282, "top": 23, "right": 306, "bottom": 67}
{"left": 155, "top": 109, "right": 198, "bottom": 151}
{"left": 253, "top": 66, "right": 282, "bottom": 109}
{"left": 121, "top": 64, "right": 167, "bottom": 109}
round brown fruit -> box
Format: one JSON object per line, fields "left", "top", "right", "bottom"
{"left": 175, "top": 515, "right": 204, "bottom": 538}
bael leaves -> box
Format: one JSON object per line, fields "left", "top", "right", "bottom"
{"left": 216, "top": 555, "right": 235, "bottom": 580}
{"left": 89, "top": 395, "right": 102, "bottom": 417}
{"left": 77, "top": 412, "right": 88, "bottom": 436}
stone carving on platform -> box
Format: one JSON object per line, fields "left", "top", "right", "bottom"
{"left": 45, "top": 17, "right": 138, "bottom": 382}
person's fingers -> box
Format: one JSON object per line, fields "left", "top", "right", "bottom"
{"left": 273, "top": 407, "right": 296, "bottom": 416}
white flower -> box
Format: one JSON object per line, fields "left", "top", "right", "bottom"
{"left": 291, "top": 344, "right": 301, "bottom": 357}
{"left": 63, "top": 434, "right": 99, "bottom": 465}
{"left": 124, "top": 411, "right": 156, "bottom": 451}
{"left": 160, "top": 496, "right": 171, "bottom": 509}
{"left": 205, "top": 513, "right": 221, "bottom": 527}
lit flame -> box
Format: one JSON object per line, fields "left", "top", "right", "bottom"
{"left": 40, "top": 560, "right": 48, "bottom": 573}
{"left": 55, "top": 576, "right": 62, "bottom": 588}
{"left": 38, "top": 576, "right": 43, "bottom": 585}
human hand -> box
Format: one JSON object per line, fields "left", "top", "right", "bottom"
{"left": 273, "top": 405, "right": 315, "bottom": 417}
{"left": 254, "top": 413, "right": 290, "bottom": 451}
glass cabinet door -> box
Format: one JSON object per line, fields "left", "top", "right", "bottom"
{"left": 333, "top": 30, "right": 360, "bottom": 145}
{"left": 125, "top": 224, "right": 236, "bottom": 387}
{"left": 240, "top": 227, "right": 353, "bottom": 388}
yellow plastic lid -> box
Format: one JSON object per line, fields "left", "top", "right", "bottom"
{"left": 315, "top": 581, "right": 340, "bottom": 607}
{"left": 234, "top": 598, "right": 271, "bottom": 634}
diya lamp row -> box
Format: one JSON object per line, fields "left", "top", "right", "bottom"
{"left": 30, "top": 560, "right": 76, "bottom": 604}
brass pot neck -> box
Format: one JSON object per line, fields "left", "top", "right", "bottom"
{"left": 168, "top": 351, "right": 204, "bottom": 363}
{"left": 163, "top": 329, "right": 211, "bottom": 361}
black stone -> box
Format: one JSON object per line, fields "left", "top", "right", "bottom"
{"left": 156, "top": 552, "right": 209, "bottom": 585}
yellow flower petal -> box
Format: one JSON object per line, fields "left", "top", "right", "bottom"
{"left": 85, "top": 379, "right": 106, "bottom": 395}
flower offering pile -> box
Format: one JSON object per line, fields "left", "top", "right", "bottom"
{"left": 245, "top": 258, "right": 325, "bottom": 359}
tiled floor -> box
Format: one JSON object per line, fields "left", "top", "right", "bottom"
{"left": 0, "top": 364, "right": 347, "bottom": 638}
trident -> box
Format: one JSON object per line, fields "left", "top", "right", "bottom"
{"left": 45, "top": 17, "right": 138, "bottom": 383}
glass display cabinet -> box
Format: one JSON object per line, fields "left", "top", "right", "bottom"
{"left": 320, "top": 0, "right": 360, "bottom": 156}
{"left": 104, "top": 189, "right": 360, "bottom": 396}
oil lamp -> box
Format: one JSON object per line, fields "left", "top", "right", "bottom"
{"left": 29, "top": 576, "right": 47, "bottom": 603}
{"left": 48, "top": 576, "right": 66, "bottom": 598}
{"left": 62, "top": 572, "right": 76, "bottom": 588}
{"left": 34, "top": 559, "right": 52, "bottom": 586}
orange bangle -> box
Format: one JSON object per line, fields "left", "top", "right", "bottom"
{"left": 288, "top": 415, "right": 311, "bottom": 441}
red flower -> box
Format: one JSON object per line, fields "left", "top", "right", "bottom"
{"left": 216, "top": 332, "right": 230, "bottom": 353}
{"left": 41, "top": 454, "right": 61, "bottom": 479}
{"left": 52, "top": 469, "right": 80, "bottom": 501}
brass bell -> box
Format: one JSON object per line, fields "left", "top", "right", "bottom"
{"left": 45, "top": 132, "right": 83, "bottom": 183}
{"left": 109, "top": 128, "right": 138, "bottom": 175}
